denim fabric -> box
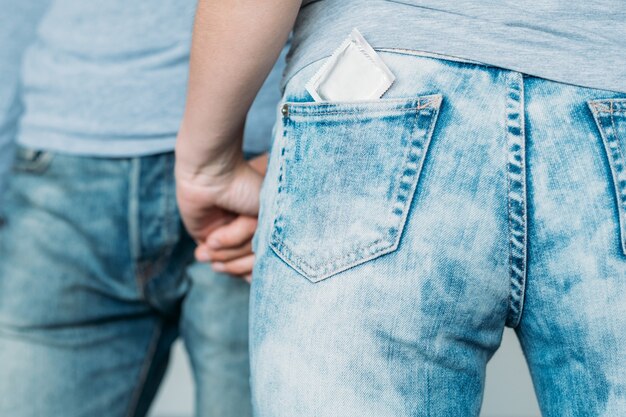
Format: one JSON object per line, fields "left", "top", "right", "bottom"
{"left": 251, "top": 50, "right": 626, "bottom": 416}
{"left": 0, "top": 150, "right": 251, "bottom": 417}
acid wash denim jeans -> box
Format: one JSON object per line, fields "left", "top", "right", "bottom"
{"left": 0, "top": 150, "right": 251, "bottom": 417}
{"left": 250, "top": 50, "right": 626, "bottom": 417}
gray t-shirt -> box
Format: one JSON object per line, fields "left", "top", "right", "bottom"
{"left": 15, "top": 0, "right": 283, "bottom": 157}
{"left": 286, "top": 0, "right": 626, "bottom": 93}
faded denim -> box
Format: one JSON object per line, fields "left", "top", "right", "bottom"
{"left": 250, "top": 50, "right": 626, "bottom": 417}
{"left": 0, "top": 150, "right": 251, "bottom": 417}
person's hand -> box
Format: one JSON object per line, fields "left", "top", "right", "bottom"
{"left": 176, "top": 149, "right": 268, "bottom": 281}
{"left": 196, "top": 215, "right": 258, "bottom": 282}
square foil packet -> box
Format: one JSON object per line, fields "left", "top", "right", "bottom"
{"left": 306, "top": 28, "right": 395, "bottom": 102}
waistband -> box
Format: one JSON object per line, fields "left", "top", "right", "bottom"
{"left": 283, "top": 0, "right": 626, "bottom": 94}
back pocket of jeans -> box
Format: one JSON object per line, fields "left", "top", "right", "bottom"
{"left": 589, "top": 98, "right": 626, "bottom": 255}
{"left": 270, "top": 95, "right": 443, "bottom": 282}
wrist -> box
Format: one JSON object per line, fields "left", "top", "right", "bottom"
{"left": 175, "top": 122, "right": 245, "bottom": 182}
{"left": 175, "top": 148, "right": 246, "bottom": 189}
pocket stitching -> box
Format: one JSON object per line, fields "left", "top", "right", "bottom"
{"left": 284, "top": 95, "right": 440, "bottom": 117}
{"left": 270, "top": 109, "right": 401, "bottom": 278}
{"left": 608, "top": 109, "right": 626, "bottom": 254}
{"left": 589, "top": 100, "right": 626, "bottom": 254}
{"left": 270, "top": 97, "right": 441, "bottom": 280}
{"left": 270, "top": 235, "right": 395, "bottom": 279}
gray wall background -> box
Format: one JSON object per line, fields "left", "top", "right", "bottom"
{"left": 149, "top": 328, "right": 541, "bottom": 417}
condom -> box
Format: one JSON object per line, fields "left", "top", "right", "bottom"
{"left": 306, "top": 28, "right": 396, "bottom": 102}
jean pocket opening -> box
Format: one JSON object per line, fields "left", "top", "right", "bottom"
{"left": 269, "top": 94, "right": 443, "bottom": 282}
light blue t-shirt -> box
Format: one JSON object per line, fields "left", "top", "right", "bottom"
{"left": 15, "top": 0, "right": 284, "bottom": 157}
{"left": 0, "top": 0, "right": 49, "bottom": 201}
{"left": 286, "top": 0, "right": 626, "bottom": 94}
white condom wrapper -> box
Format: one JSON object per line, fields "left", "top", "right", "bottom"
{"left": 305, "top": 28, "right": 396, "bottom": 102}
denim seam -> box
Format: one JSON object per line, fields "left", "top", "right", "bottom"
{"left": 590, "top": 102, "right": 626, "bottom": 254}
{"left": 271, "top": 116, "right": 289, "bottom": 251}
{"left": 164, "top": 154, "right": 179, "bottom": 249}
{"left": 505, "top": 97, "right": 513, "bottom": 326}
{"left": 284, "top": 96, "right": 438, "bottom": 115}
{"left": 287, "top": 108, "right": 418, "bottom": 117}
{"left": 590, "top": 102, "right": 611, "bottom": 113}
{"left": 270, "top": 100, "right": 441, "bottom": 281}
{"left": 160, "top": 155, "right": 170, "bottom": 252}
{"left": 124, "top": 323, "right": 163, "bottom": 417}
{"left": 138, "top": 157, "right": 179, "bottom": 291}
{"left": 609, "top": 110, "right": 626, "bottom": 253}
{"left": 137, "top": 251, "right": 172, "bottom": 293}
{"left": 607, "top": 99, "right": 626, "bottom": 113}
{"left": 505, "top": 72, "right": 528, "bottom": 328}
{"left": 138, "top": 157, "right": 171, "bottom": 288}
{"left": 152, "top": 156, "right": 176, "bottom": 282}
{"left": 270, "top": 108, "right": 406, "bottom": 278}
{"left": 128, "top": 157, "right": 144, "bottom": 296}
{"left": 610, "top": 109, "right": 625, "bottom": 166}
{"left": 271, "top": 238, "right": 395, "bottom": 280}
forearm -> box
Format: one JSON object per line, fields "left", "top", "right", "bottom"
{"left": 177, "top": 0, "right": 300, "bottom": 178}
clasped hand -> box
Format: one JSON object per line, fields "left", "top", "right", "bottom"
{"left": 176, "top": 146, "right": 268, "bottom": 283}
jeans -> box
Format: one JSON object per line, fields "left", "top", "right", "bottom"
{"left": 250, "top": 50, "right": 626, "bottom": 416}
{"left": 0, "top": 149, "right": 251, "bottom": 417}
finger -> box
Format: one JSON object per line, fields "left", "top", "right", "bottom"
{"left": 244, "top": 274, "right": 252, "bottom": 284}
{"left": 198, "top": 210, "right": 237, "bottom": 242}
{"left": 204, "top": 241, "right": 253, "bottom": 263}
{"left": 177, "top": 186, "right": 237, "bottom": 242}
{"left": 211, "top": 254, "right": 255, "bottom": 277}
{"left": 195, "top": 245, "right": 211, "bottom": 262}
{"left": 206, "top": 216, "right": 258, "bottom": 249}
{"left": 194, "top": 241, "right": 252, "bottom": 263}
{"left": 249, "top": 153, "right": 269, "bottom": 175}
